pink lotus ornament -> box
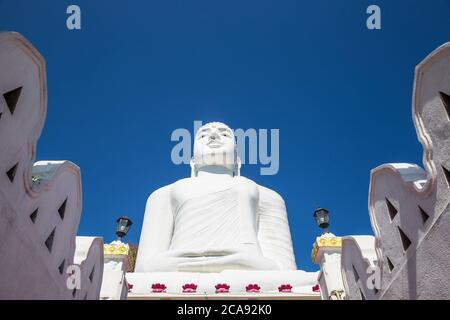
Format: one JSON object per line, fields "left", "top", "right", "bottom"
{"left": 312, "top": 284, "right": 320, "bottom": 292}
{"left": 182, "top": 283, "right": 198, "bottom": 293}
{"left": 151, "top": 283, "right": 167, "bottom": 293}
{"left": 245, "top": 284, "right": 261, "bottom": 293}
{"left": 278, "top": 284, "right": 292, "bottom": 293}
{"left": 215, "top": 283, "right": 230, "bottom": 294}
{"left": 127, "top": 283, "right": 133, "bottom": 293}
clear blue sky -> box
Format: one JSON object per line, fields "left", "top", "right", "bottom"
{"left": 1, "top": 1, "right": 449, "bottom": 271}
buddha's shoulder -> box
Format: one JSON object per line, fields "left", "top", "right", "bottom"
{"left": 235, "top": 176, "right": 258, "bottom": 187}
{"left": 170, "top": 177, "right": 196, "bottom": 188}
{"left": 235, "top": 177, "right": 286, "bottom": 204}
{"left": 146, "top": 184, "right": 174, "bottom": 201}
{"left": 256, "top": 184, "right": 286, "bottom": 204}
{"left": 148, "top": 178, "right": 192, "bottom": 194}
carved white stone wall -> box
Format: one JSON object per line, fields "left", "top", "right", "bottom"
{"left": 341, "top": 236, "right": 377, "bottom": 300}
{"left": 341, "top": 42, "right": 450, "bottom": 300}
{"left": 74, "top": 237, "right": 104, "bottom": 300}
{"left": 0, "top": 32, "right": 103, "bottom": 299}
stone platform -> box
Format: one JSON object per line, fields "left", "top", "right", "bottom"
{"left": 125, "top": 270, "right": 320, "bottom": 299}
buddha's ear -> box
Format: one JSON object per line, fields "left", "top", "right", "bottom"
{"left": 234, "top": 156, "right": 242, "bottom": 177}
{"left": 190, "top": 158, "right": 197, "bottom": 177}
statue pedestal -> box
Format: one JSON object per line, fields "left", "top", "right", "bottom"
{"left": 311, "top": 233, "right": 345, "bottom": 300}
{"left": 125, "top": 270, "right": 320, "bottom": 299}
{"left": 100, "top": 241, "right": 130, "bottom": 300}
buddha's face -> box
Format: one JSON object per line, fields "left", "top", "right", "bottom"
{"left": 193, "top": 122, "right": 236, "bottom": 169}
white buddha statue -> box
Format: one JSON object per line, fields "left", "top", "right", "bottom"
{"left": 135, "top": 122, "right": 298, "bottom": 273}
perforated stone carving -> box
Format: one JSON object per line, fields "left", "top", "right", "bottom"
{"left": 0, "top": 32, "right": 103, "bottom": 299}
{"left": 341, "top": 42, "right": 450, "bottom": 300}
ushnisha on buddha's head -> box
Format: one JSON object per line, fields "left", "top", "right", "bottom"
{"left": 192, "top": 122, "right": 238, "bottom": 173}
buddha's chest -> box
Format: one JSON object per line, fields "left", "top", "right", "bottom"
{"left": 169, "top": 177, "right": 261, "bottom": 249}
{"left": 170, "top": 177, "right": 259, "bottom": 218}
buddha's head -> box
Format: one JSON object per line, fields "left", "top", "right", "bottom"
{"left": 192, "top": 122, "right": 239, "bottom": 175}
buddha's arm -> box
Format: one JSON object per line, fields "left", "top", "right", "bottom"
{"left": 256, "top": 185, "right": 297, "bottom": 270}
{"left": 134, "top": 185, "right": 174, "bottom": 272}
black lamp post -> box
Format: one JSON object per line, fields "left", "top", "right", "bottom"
{"left": 116, "top": 216, "right": 133, "bottom": 241}
{"left": 313, "top": 208, "right": 330, "bottom": 234}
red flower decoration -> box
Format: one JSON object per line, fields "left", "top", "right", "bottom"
{"left": 127, "top": 283, "right": 133, "bottom": 293}
{"left": 151, "top": 283, "right": 167, "bottom": 293}
{"left": 278, "top": 284, "right": 292, "bottom": 293}
{"left": 182, "top": 283, "right": 198, "bottom": 293}
{"left": 312, "top": 284, "right": 320, "bottom": 292}
{"left": 215, "top": 283, "right": 230, "bottom": 294}
{"left": 245, "top": 284, "right": 261, "bottom": 293}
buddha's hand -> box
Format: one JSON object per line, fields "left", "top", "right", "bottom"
{"left": 141, "top": 249, "right": 225, "bottom": 272}
{"left": 164, "top": 248, "right": 238, "bottom": 258}
{"left": 176, "top": 249, "right": 281, "bottom": 272}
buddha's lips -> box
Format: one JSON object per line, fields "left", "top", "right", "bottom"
{"left": 278, "top": 284, "right": 292, "bottom": 293}
{"left": 207, "top": 140, "right": 223, "bottom": 148}
{"left": 312, "top": 284, "right": 320, "bottom": 292}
